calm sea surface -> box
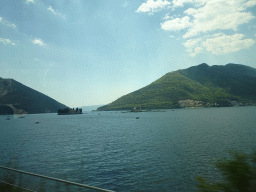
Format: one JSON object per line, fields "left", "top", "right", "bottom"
{"left": 1, "top": 107, "right": 256, "bottom": 191}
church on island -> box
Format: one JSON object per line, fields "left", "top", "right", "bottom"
{"left": 58, "top": 107, "right": 82, "bottom": 115}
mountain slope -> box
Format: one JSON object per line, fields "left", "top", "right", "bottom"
{"left": 97, "top": 63, "right": 256, "bottom": 111}
{"left": 179, "top": 63, "right": 256, "bottom": 101}
{"left": 0, "top": 78, "right": 67, "bottom": 114}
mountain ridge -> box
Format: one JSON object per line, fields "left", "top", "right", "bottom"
{"left": 97, "top": 63, "right": 256, "bottom": 111}
{"left": 0, "top": 78, "right": 68, "bottom": 114}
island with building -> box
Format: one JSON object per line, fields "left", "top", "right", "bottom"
{"left": 58, "top": 107, "right": 82, "bottom": 115}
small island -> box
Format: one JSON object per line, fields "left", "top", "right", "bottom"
{"left": 58, "top": 107, "right": 82, "bottom": 115}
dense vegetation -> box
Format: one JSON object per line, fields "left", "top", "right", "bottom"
{"left": 58, "top": 107, "right": 82, "bottom": 115}
{"left": 2, "top": 150, "right": 255, "bottom": 192}
{"left": 0, "top": 78, "right": 67, "bottom": 114}
{"left": 197, "top": 150, "right": 256, "bottom": 192}
{"left": 98, "top": 63, "right": 256, "bottom": 111}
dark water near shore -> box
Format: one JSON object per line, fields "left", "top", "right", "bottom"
{"left": 1, "top": 107, "right": 256, "bottom": 191}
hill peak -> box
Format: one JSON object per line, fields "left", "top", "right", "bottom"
{"left": 198, "top": 63, "right": 209, "bottom": 70}
{"left": 97, "top": 63, "right": 256, "bottom": 111}
{"left": 0, "top": 78, "right": 68, "bottom": 114}
{"left": 187, "top": 63, "right": 209, "bottom": 71}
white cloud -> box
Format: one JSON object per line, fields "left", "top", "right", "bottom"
{"left": 161, "top": 16, "right": 191, "bottom": 31}
{"left": 47, "top": 6, "right": 65, "bottom": 19}
{"left": 189, "top": 46, "right": 203, "bottom": 57}
{"left": 183, "top": 38, "right": 201, "bottom": 50}
{"left": 162, "top": 13, "right": 170, "bottom": 20}
{"left": 48, "top": 6, "right": 57, "bottom": 15}
{"left": 0, "top": 17, "right": 17, "bottom": 29}
{"left": 172, "top": 0, "right": 207, "bottom": 8}
{"left": 183, "top": 38, "right": 202, "bottom": 56}
{"left": 143, "top": 0, "right": 256, "bottom": 56}
{"left": 184, "top": 33, "right": 255, "bottom": 56}
{"left": 26, "top": 0, "right": 34, "bottom": 4}
{"left": 136, "top": 0, "right": 171, "bottom": 14}
{"left": 170, "top": 35, "right": 175, "bottom": 38}
{"left": 172, "top": 0, "right": 193, "bottom": 7}
{"left": 160, "top": 0, "right": 256, "bottom": 39}
{"left": 0, "top": 38, "right": 16, "bottom": 45}
{"left": 32, "top": 38, "right": 46, "bottom": 46}
{"left": 242, "top": 0, "right": 256, "bottom": 10}
{"left": 202, "top": 33, "right": 255, "bottom": 55}
{"left": 183, "top": 0, "right": 256, "bottom": 38}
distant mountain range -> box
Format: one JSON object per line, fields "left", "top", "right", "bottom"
{"left": 80, "top": 105, "right": 104, "bottom": 112}
{"left": 1, "top": 63, "right": 256, "bottom": 114}
{"left": 97, "top": 63, "right": 256, "bottom": 111}
{"left": 0, "top": 78, "right": 67, "bottom": 114}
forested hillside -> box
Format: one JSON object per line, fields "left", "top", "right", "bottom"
{"left": 97, "top": 63, "right": 256, "bottom": 111}
{"left": 0, "top": 78, "right": 67, "bottom": 114}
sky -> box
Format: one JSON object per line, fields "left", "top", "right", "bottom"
{"left": 0, "top": 0, "right": 256, "bottom": 107}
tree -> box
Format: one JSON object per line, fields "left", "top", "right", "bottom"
{"left": 196, "top": 150, "right": 256, "bottom": 192}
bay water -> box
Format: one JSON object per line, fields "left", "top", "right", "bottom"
{"left": 1, "top": 107, "right": 256, "bottom": 191}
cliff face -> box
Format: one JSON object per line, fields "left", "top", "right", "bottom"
{"left": 0, "top": 78, "right": 67, "bottom": 114}
{"left": 97, "top": 63, "right": 256, "bottom": 111}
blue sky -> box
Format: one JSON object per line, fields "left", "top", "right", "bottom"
{"left": 1, "top": 0, "right": 256, "bottom": 107}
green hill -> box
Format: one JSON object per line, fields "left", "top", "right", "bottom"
{"left": 97, "top": 63, "right": 256, "bottom": 111}
{"left": 0, "top": 78, "right": 67, "bottom": 114}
